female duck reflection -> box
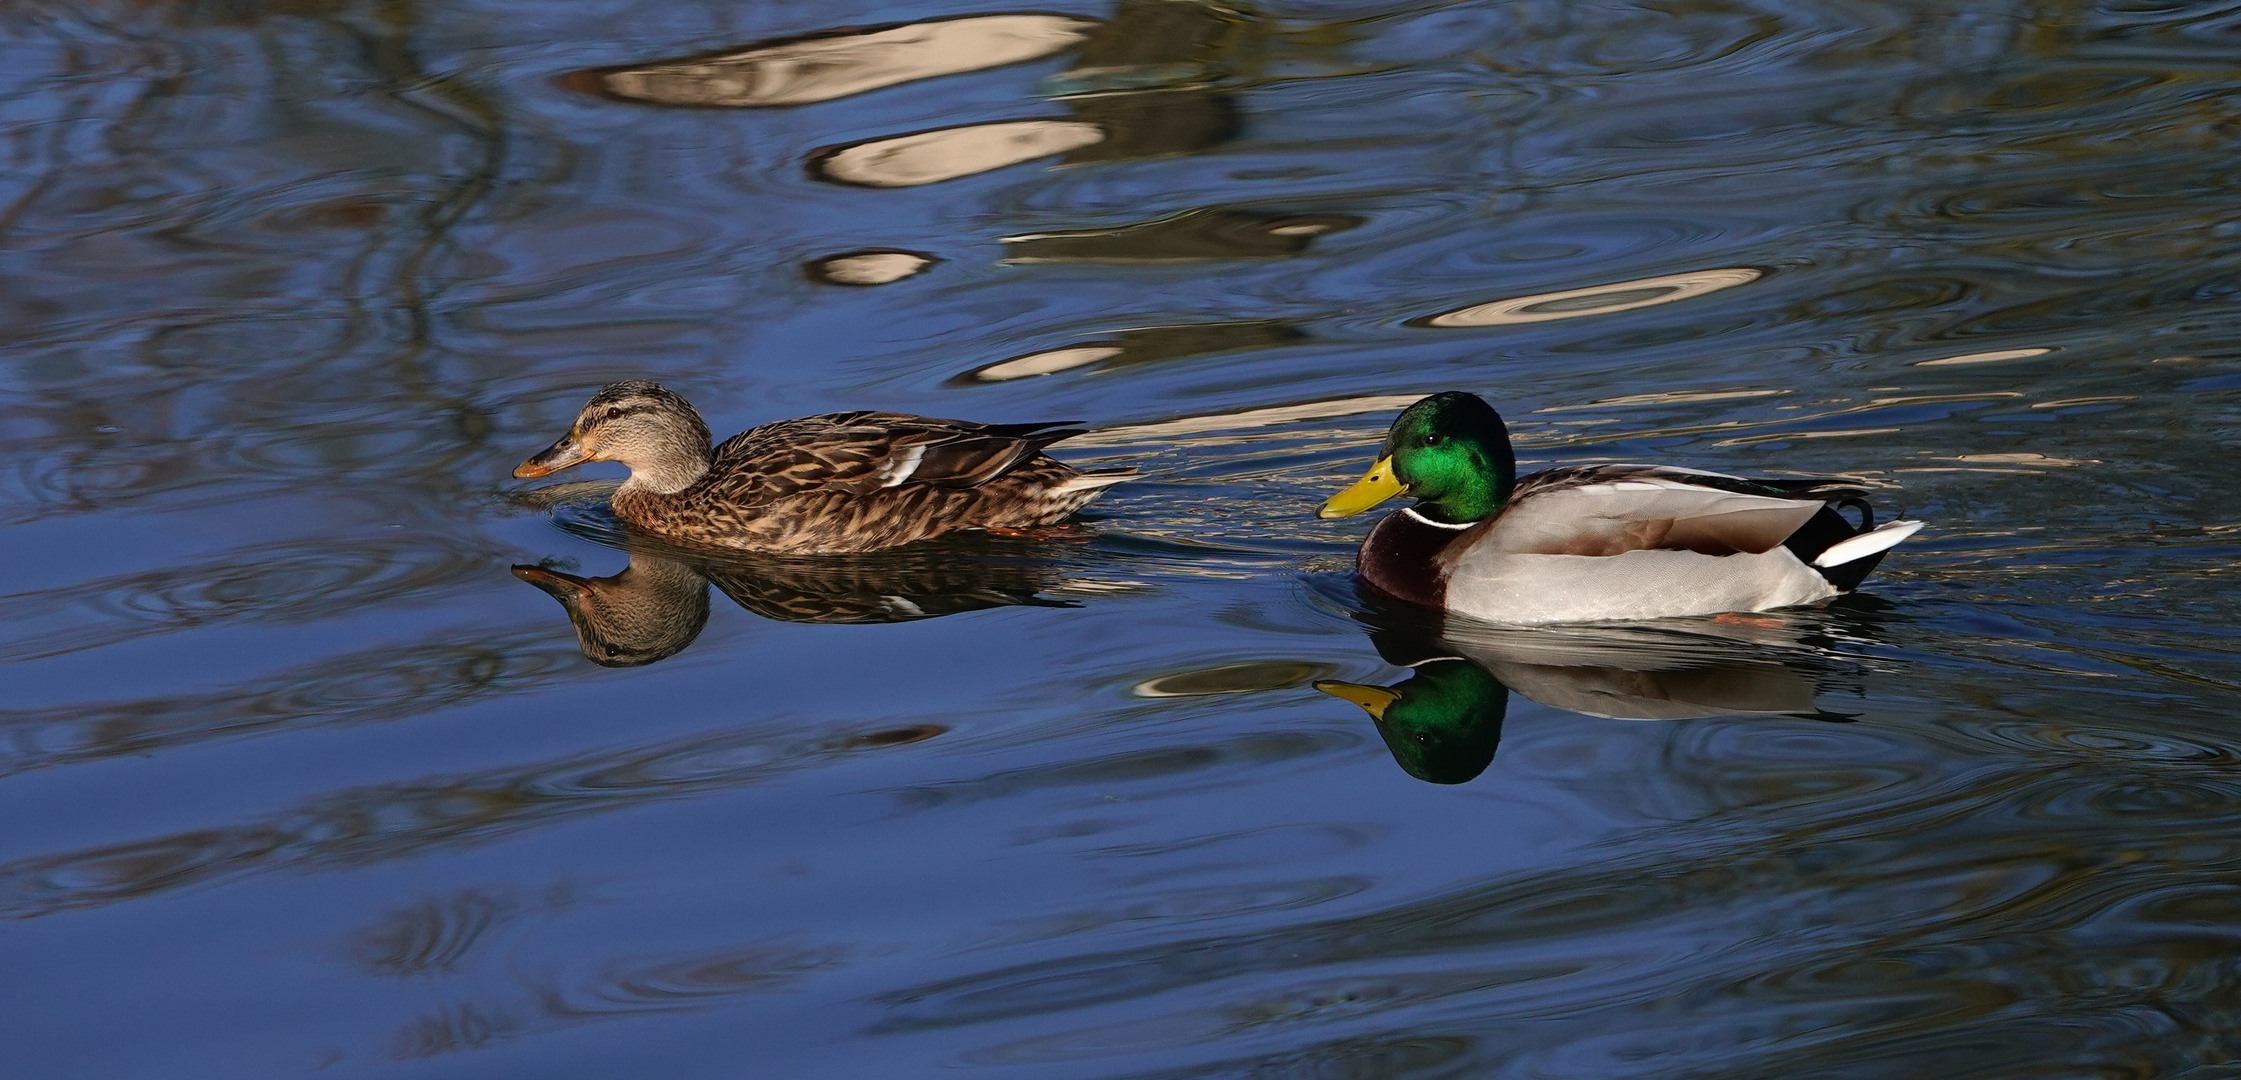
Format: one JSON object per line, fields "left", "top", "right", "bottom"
{"left": 1314, "top": 601, "right": 1876, "bottom": 784}
{"left": 513, "top": 542, "right": 1081, "bottom": 667}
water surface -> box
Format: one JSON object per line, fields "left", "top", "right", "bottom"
{"left": 7, "top": 0, "right": 2241, "bottom": 1075}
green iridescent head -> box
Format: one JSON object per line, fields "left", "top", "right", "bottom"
{"left": 1318, "top": 392, "right": 1517, "bottom": 525}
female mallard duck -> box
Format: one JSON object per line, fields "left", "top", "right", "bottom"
{"left": 513, "top": 381, "right": 1131, "bottom": 554}
{"left": 1317, "top": 392, "right": 1924, "bottom": 624}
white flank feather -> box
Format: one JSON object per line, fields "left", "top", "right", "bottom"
{"left": 874, "top": 444, "right": 927, "bottom": 487}
{"left": 1051, "top": 471, "right": 1135, "bottom": 494}
{"left": 1444, "top": 547, "right": 1838, "bottom": 625}
{"left": 1812, "top": 519, "right": 1925, "bottom": 568}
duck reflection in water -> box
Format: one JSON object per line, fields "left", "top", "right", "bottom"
{"left": 1317, "top": 597, "right": 1876, "bottom": 784}
{"left": 514, "top": 538, "right": 1084, "bottom": 668}
{"left": 1319, "top": 659, "right": 1510, "bottom": 785}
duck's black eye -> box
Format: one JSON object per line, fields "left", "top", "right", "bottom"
{"left": 1423, "top": 433, "right": 1442, "bottom": 446}
{"left": 605, "top": 406, "right": 622, "bottom": 421}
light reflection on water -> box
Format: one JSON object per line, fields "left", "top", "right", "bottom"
{"left": 6, "top": 0, "right": 2241, "bottom": 1076}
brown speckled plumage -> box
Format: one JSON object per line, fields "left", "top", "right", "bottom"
{"left": 514, "top": 382, "right": 1131, "bottom": 554}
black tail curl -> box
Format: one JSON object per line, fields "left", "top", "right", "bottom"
{"left": 1782, "top": 498, "right": 1888, "bottom": 592}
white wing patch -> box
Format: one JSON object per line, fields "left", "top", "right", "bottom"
{"left": 874, "top": 444, "right": 928, "bottom": 488}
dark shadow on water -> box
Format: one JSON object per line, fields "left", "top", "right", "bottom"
{"left": 1318, "top": 590, "right": 1885, "bottom": 784}
{"left": 1002, "top": 208, "right": 1363, "bottom": 263}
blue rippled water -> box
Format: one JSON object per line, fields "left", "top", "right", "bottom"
{"left": 6, "top": 0, "right": 2241, "bottom": 1075}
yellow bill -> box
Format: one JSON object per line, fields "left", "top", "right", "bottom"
{"left": 1317, "top": 455, "right": 1404, "bottom": 518}
{"left": 1313, "top": 679, "right": 1402, "bottom": 721}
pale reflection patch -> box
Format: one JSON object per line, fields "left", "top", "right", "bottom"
{"left": 1713, "top": 426, "right": 1902, "bottom": 447}
{"left": 970, "top": 346, "right": 1125, "bottom": 382}
{"left": 955, "top": 321, "right": 1302, "bottom": 384}
{"left": 2030, "top": 396, "right": 2134, "bottom": 409}
{"left": 1132, "top": 661, "right": 1333, "bottom": 698}
{"left": 807, "top": 250, "right": 934, "bottom": 286}
{"left": 1538, "top": 388, "right": 1787, "bottom": 412}
{"left": 1950, "top": 452, "right": 2093, "bottom": 465}
{"left": 1427, "top": 267, "right": 1762, "bottom": 327}
{"left": 1899, "top": 451, "right": 2099, "bottom": 474}
{"left": 1912, "top": 347, "right": 2054, "bottom": 366}
{"left": 817, "top": 121, "right": 1104, "bottom": 187}
{"left": 1069, "top": 394, "right": 1427, "bottom": 447}
{"left": 586, "top": 15, "right": 1097, "bottom": 108}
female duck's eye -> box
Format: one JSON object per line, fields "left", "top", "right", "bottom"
{"left": 605, "top": 407, "right": 622, "bottom": 421}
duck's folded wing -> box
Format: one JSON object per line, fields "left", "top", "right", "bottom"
{"left": 1475, "top": 465, "right": 1837, "bottom": 557}
{"left": 713, "top": 413, "right": 1084, "bottom": 497}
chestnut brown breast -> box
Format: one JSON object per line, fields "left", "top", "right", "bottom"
{"left": 1356, "top": 512, "right": 1460, "bottom": 609}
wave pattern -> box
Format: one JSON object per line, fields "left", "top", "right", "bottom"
{"left": 7, "top": 0, "right": 2241, "bottom": 1076}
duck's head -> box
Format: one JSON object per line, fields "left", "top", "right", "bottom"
{"left": 1315, "top": 659, "right": 1509, "bottom": 784}
{"left": 514, "top": 381, "right": 714, "bottom": 494}
{"left": 1318, "top": 391, "right": 1515, "bottom": 524}
{"left": 513, "top": 554, "right": 710, "bottom": 667}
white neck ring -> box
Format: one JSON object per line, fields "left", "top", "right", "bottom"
{"left": 1403, "top": 507, "right": 1474, "bottom": 530}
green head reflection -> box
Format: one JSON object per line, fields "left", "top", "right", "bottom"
{"left": 1316, "top": 660, "right": 1508, "bottom": 784}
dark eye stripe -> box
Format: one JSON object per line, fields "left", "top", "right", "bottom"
{"left": 587, "top": 403, "right": 658, "bottom": 427}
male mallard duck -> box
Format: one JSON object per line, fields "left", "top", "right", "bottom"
{"left": 1317, "top": 392, "right": 1924, "bottom": 624}
{"left": 513, "top": 381, "right": 1132, "bottom": 554}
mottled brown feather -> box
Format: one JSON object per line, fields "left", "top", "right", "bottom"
{"left": 612, "top": 409, "right": 1126, "bottom": 554}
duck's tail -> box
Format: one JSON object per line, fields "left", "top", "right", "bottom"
{"left": 1780, "top": 495, "right": 1924, "bottom": 592}
{"left": 1806, "top": 518, "right": 1924, "bottom": 591}
{"left": 1044, "top": 468, "right": 1133, "bottom": 516}
{"left": 1813, "top": 518, "right": 1925, "bottom": 569}
{"left": 1052, "top": 468, "right": 1136, "bottom": 500}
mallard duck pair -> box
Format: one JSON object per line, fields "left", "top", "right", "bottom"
{"left": 516, "top": 383, "right": 1922, "bottom": 623}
